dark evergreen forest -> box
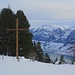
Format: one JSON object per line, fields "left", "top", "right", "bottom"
{"left": 0, "top": 7, "right": 51, "bottom": 63}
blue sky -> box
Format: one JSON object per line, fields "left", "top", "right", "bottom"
{"left": 0, "top": 0, "right": 75, "bottom": 27}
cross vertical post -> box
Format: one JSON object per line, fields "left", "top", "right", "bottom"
{"left": 6, "top": 18, "right": 28, "bottom": 62}
{"left": 16, "top": 18, "right": 19, "bottom": 62}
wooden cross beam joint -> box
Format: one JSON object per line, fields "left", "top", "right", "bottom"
{"left": 6, "top": 18, "right": 28, "bottom": 62}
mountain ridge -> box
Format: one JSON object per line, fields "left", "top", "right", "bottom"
{"left": 30, "top": 25, "right": 75, "bottom": 56}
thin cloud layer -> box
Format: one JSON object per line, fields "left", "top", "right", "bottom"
{"left": 0, "top": 0, "right": 75, "bottom": 26}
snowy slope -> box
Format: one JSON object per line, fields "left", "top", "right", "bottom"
{"left": 0, "top": 56, "right": 75, "bottom": 75}
{"left": 31, "top": 25, "right": 75, "bottom": 56}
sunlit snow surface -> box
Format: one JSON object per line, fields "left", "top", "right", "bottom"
{"left": 0, "top": 56, "right": 75, "bottom": 75}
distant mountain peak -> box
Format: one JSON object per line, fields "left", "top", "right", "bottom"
{"left": 30, "top": 24, "right": 75, "bottom": 56}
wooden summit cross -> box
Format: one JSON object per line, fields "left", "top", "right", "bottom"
{"left": 7, "top": 18, "right": 28, "bottom": 62}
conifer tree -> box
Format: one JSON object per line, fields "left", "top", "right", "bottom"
{"left": 29, "top": 41, "right": 37, "bottom": 60}
{"left": 59, "top": 55, "right": 65, "bottom": 64}
{"left": 36, "top": 42, "right": 43, "bottom": 62}
{"left": 16, "top": 10, "right": 33, "bottom": 57}
{"left": 43, "top": 53, "right": 51, "bottom": 63}
{"left": 0, "top": 8, "right": 15, "bottom": 56}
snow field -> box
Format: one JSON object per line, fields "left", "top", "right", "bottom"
{"left": 0, "top": 56, "right": 75, "bottom": 75}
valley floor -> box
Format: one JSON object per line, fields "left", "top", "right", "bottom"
{"left": 0, "top": 56, "right": 75, "bottom": 75}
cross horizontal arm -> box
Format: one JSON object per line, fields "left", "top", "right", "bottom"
{"left": 18, "top": 29, "right": 28, "bottom": 31}
{"left": 6, "top": 28, "right": 28, "bottom": 31}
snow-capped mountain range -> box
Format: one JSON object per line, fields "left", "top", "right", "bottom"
{"left": 30, "top": 25, "right": 75, "bottom": 56}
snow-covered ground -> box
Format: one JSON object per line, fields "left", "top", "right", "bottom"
{"left": 0, "top": 56, "right": 75, "bottom": 75}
